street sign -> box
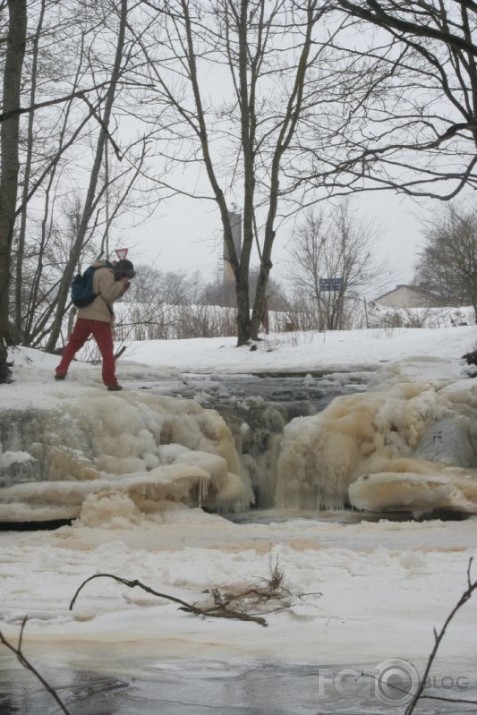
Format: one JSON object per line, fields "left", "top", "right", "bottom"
{"left": 320, "top": 277, "right": 342, "bottom": 292}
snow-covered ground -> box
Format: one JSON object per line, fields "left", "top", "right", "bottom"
{"left": 1, "top": 325, "right": 477, "bottom": 712}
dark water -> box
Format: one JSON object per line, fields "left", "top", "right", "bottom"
{"left": 224, "top": 508, "right": 471, "bottom": 526}
{"left": 1, "top": 659, "right": 476, "bottom": 715}
{"left": 139, "top": 370, "right": 372, "bottom": 411}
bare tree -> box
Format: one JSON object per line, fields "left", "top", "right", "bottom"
{"left": 2, "top": 0, "right": 160, "bottom": 352}
{"left": 132, "top": 0, "right": 345, "bottom": 345}
{"left": 0, "top": 0, "right": 168, "bottom": 379}
{"left": 13, "top": 0, "right": 46, "bottom": 335}
{"left": 288, "top": 200, "right": 384, "bottom": 330}
{"left": 44, "top": 0, "right": 129, "bottom": 352}
{"left": 12, "top": 1, "right": 102, "bottom": 344}
{"left": 415, "top": 203, "right": 477, "bottom": 318}
{"left": 318, "top": 0, "right": 477, "bottom": 200}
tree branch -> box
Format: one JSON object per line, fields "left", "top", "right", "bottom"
{"left": 336, "top": 0, "right": 477, "bottom": 57}
{"left": 404, "top": 557, "right": 477, "bottom": 714}
{"left": 0, "top": 617, "right": 72, "bottom": 715}
{"left": 0, "top": 83, "right": 109, "bottom": 122}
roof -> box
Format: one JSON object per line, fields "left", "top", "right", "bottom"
{"left": 372, "top": 284, "right": 437, "bottom": 303}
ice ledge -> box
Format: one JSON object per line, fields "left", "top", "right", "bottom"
{"left": 349, "top": 471, "right": 477, "bottom": 516}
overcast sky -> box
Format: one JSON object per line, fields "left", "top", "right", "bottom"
{"left": 107, "top": 4, "right": 473, "bottom": 301}
{"left": 127, "top": 187, "right": 433, "bottom": 299}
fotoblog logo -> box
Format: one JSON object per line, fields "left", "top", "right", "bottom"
{"left": 374, "top": 658, "right": 420, "bottom": 706}
{"left": 318, "top": 659, "right": 470, "bottom": 706}
{"left": 317, "top": 658, "right": 420, "bottom": 707}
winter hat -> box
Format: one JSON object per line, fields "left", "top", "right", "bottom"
{"left": 114, "top": 259, "right": 136, "bottom": 279}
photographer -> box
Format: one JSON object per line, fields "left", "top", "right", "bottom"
{"left": 54, "top": 259, "right": 136, "bottom": 391}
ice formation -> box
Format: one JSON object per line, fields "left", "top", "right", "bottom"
{"left": 349, "top": 471, "right": 477, "bottom": 516}
{"left": 275, "top": 359, "right": 477, "bottom": 513}
{"left": 2, "top": 349, "right": 477, "bottom": 519}
{"left": 0, "top": 391, "right": 252, "bottom": 522}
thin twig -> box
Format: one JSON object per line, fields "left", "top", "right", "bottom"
{"left": 0, "top": 617, "right": 72, "bottom": 715}
{"left": 404, "top": 557, "right": 477, "bottom": 715}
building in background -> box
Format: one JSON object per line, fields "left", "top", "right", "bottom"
{"left": 371, "top": 284, "right": 438, "bottom": 309}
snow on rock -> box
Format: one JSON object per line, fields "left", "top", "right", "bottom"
{"left": 0, "top": 390, "right": 252, "bottom": 522}
{"left": 276, "top": 356, "right": 477, "bottom": 512}
{"left": 0, "top": 445, "right": 37, "bottom": 488}
{"left": 0, "top": 450, "right": 34, "bottom": 468}
{"left": 414, "top": 417, "right": 475, "bottom": 467}
{"left": 0, "top": 465, "right": 214, "bottom": 523}
{"left": 349, "top": 471, "right": 477, "bottom": 515}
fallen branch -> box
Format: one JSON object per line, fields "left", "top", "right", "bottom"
{"left": 114, "top": 345, "right": 127, "bottom": 360}
{"left": 69, "top": 573, "right": 268, "bottom": 626}
{"left": 0, "top": 617, "right": 72, "bottom": 715}
{"left": 196, "top": 552, "right": 320, "bottom": 621}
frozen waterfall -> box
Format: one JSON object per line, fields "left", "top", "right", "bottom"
{"left": 0, "top": 392, "right": 253, "bottom": 523}
{"left": 2, "top": 358, "right": 477, "bottom": 522}
{"left": 275, "top": 361, "right": 477, "bottom": 514}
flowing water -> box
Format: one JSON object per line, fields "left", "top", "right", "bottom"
{"left": 139, "top": 370, "right": 372, "bottom": 508}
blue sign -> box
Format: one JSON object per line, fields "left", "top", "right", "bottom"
{"left": 320, "top": 277, "right": 342, "bottom": 292}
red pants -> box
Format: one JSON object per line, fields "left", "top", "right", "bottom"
{"left": 56, "top": 318, "right": 117, "bottom": 386}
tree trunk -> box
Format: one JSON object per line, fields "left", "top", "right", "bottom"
{"left": 0, "top": 0, "right": 27, "bottom": 383}
{"left": 250, "top": 251, "right": 272, "bottom": 340}
{"left": 14, "top": 0, "right": 46, "bottom": 340}
{"left": 235, "top": 268, "right": 251, "bottom": 346}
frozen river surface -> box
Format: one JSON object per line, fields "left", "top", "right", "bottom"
{"left": 1, "top": 507, "right": 476, "bottom": 715}
{"left": 2, "top": 653, "right": 477, "bottom": 714}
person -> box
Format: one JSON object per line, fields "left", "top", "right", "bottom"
{"left": 54, "top": 258, "right": 136, "bottom": 390}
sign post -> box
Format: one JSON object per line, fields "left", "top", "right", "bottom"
{"left": 320, "top": 277, "right": 342, "bottom": 292}
{"left": 115, "top": 248, "right": 128, "bottom": 261}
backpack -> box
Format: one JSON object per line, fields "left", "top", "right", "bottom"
{"left": 71, "top": 260, "right": 115, "bottom": 307}
{"left": 71, "top": 266, "right": 99, "bottom": 308}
